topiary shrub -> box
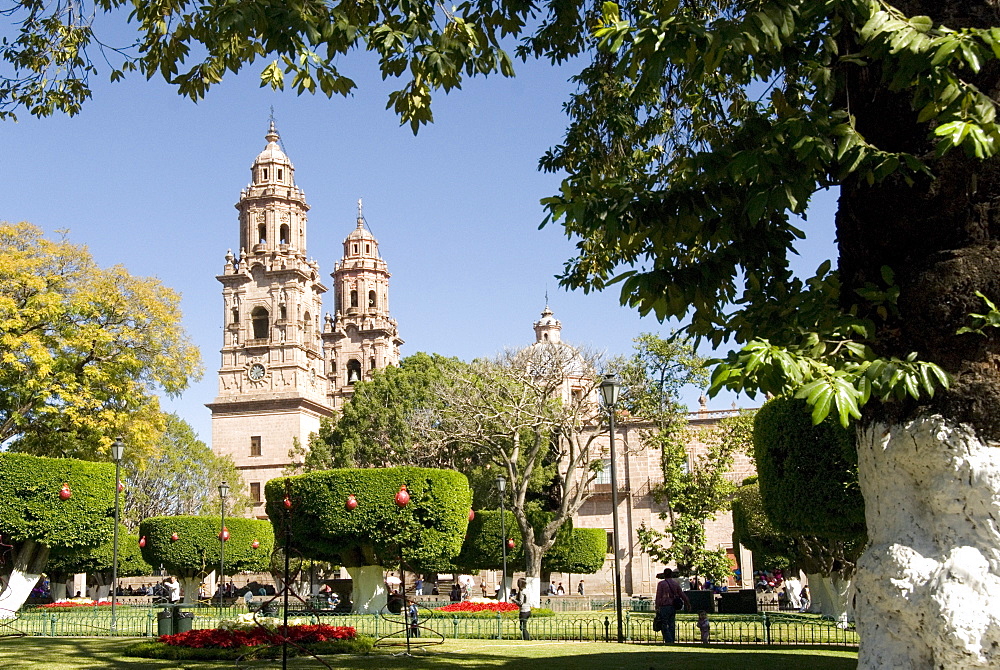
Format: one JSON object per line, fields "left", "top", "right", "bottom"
{"left": 453, "top": 510, "right": 523, "bottom": 571}
{"left": 542, "top": 527, "right": 606, "bottom": 575}
{"left": 48, "top": 524, "right": 153, "bottom": 596}
{"left": 139, "top": 516, "right": 274, "bottom": 603}
{"left": 265, "top": 467, "right": 471, "bottom": 614}
{"left": 753, "top": 396, "right": 865, "bottom": 538}
{"left": 731, "top": 481, "right": 797, "bottom": 571}
{"left": 0, "top": 453, "right": 114, "bottom": 613}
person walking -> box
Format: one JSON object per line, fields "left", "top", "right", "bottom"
{"left": 654, "top": 568, "right": 690, "bottom": 644}
{"left": 414, "top": 577, "right": 423, "bottom": 596}
{"left": 515, "top": 578, "right": 532, "bottom": 640}
{"left": 577, "top": 580, "right": 585, "bottom": 596}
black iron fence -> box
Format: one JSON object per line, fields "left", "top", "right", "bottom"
{"left": 3, "top": 604, "right": 857, "bottom": 647}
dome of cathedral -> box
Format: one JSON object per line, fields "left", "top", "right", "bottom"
{"left": 253, "top": 121, "right": 293, "bottom": 168}
{"left": 345, "top": 219, "right": 376, "bottom": 242}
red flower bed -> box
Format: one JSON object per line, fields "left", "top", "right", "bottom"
{"left": 161, "top": 625, "right": 356, "bottom": 649}
{"left": 41, "top": 600, "right": 113, "bottom": 608}
{"left": 436, "top": 601, "right": 518, "bottom": 613}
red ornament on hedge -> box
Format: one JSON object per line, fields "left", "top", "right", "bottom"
{"left": 283, "top": 496, "right": 292, "bottom": 509}
{"left": 138, "top": 536, "right": 146, "bottom": 548}
{"left": 468, "top": 509, "right": 475, "bottom": 521}
{"left": 117, "top": 480, "right": 124, "bottom": 493}
{"left": 170, "top": 532, "right": 179, "bottom": 542}
{"left": 507, "top": 538, "right": 515, "bottom": 549}
{"left": 220, "top": 527, "right": 230, "bottom": 541}
{"left": 59, "top": 483, "right": 72, "bottom": 500}
{"left": 394, "top": 485, "right": 410, "bottom": 507}
{"left": 251, "top": 540, "right": 260, "bottom": 549}
{"left": 346, "top": 494, "right": 358, "bottom": 510}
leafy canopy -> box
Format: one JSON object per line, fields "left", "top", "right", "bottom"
{"left": 0, "top": 222, "right": 202, "bottom": 457}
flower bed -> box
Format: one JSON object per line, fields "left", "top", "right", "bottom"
{"left": 41, "top": 599, "right": 112, "bottom": 608}
{"left": 126, "top": 624, "right": 373, "bottom": 661}
{"left": 436, "top": 601, "right": 518, "bottom": 614}
{"left": 427, "top": 601, "right": 555, "bottom": 619}
{"left": 161, "top": 624, "right": 356, "bottom": 649}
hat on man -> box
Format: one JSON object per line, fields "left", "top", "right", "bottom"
{"left": 656, "top": 568, "right": 674, "bottom": 579}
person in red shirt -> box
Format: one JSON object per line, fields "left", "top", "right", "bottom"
{"left": 654, "top": 568, "right": 690, "bottom": 644}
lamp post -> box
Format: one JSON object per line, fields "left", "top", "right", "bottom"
{"left": 497, "top": 475, "right": 509, "bottom": 602}
{"left": 110, "top": 436, "right": 125, "bottom": 634}
{"left": 218, "top": 481, "right": 230, "bottom": 608}
{"left": 599, "top": 374, "right": 624, "bottom": 643}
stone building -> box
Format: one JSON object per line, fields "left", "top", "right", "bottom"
{"left": 208, "top": 124, "right": 402, "bottom": 516}
{"left": 208, "top": 126, "right": 755, "bottom": 595}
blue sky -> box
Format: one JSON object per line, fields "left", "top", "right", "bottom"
{"left": 4, "top": 49, "right": 838, "bottom": 444}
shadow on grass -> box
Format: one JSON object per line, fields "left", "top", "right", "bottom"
{"left": 1, "top": 638, "right": 858, "bottom": 670}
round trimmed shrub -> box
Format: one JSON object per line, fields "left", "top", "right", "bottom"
{"left": 753, "top": 396, "right": 865, "bottom": 538}
{"left": 264, "top": 467, "right": 471, "bottom": 571}
{"left": 139, "top": 516, "right": 274, "bottom": 575}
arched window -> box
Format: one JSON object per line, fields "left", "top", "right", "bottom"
{"left": 370, "top": 357, "right": 376, "bottom": 370}
{"left": 347, "top": 359, "right": 362, "bottom": 384}
{"left": 331, "top": 360, "right": 337, "bottom": 375}
{"left": 353, "top": 244, "right": 358, "bottom": 254}
{"left": 366, "top": 244, "right": 370, "bottom": 254}
{"left": 303, "top": 311, "right": 312, "bottom": 336}
{"left": 280, "top": 224, "right": 289, "bottom": 245}
{"left": 368, "top": 290, "right": 376, "bottom": 308}
{"left": 251, "top": 307, "right": 269, "bottom": 340}
{"left": 231, "top": 307, "right": 239, "bottom": 324}
{"left": 350, "top": 290, "right": 358, "bottom": 308}
{"left": 262, "top": 168, "right": 269, "bottom": 180}
{"left": 258, "top": 224, "right": 266, "bottom": 244}
{"left": 279, "top": 305, "right": 287, "bottom": 320}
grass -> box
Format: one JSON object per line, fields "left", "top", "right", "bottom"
{"left": 0, "top": 637, "right": 857, "bottom": 669}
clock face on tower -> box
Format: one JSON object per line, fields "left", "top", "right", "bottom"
{"left": 248, "top": 363, "right": 266, "bottom": 381}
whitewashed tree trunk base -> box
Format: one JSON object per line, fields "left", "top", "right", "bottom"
{"left": 51, "top": 583, "right": 67, "bottom": 601}
{"left": 0, "top": 540, "right": 49, "bottom": 618}
{"left": 523, "top": 576, "right": 541, "bottom": 608}
{"left": 179, "top": 577, "right": 201, "bottom": 604}
{"left": 856, "top": 417, "right": 1000, "bottom": 669}
{"left": 346, "top": 565, "right": 387, "bottom": 614}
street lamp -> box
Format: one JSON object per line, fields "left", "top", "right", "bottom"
{"left": 496, "top": 475, "right": 509, "bottom": 602}
{"left": 110, "top": 436, "right": 125, "bottom": 634}
{"left": 218, "top": 481, "right": 230, "bottom": 608}
{"left": 599, "top": 374, "right": 624, "bottom": 643}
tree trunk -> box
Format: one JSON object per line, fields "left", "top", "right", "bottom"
{"left": 0, "top": 540, "right": 49, "bottom": 618}
{"left": 832, "top": 3, "right": 1000, "bottom": 667}
{"left": 51, "top": 582, "right": 67, "bottom": 601}
{"left": 523, "top": 542, "right": 544, "bottom": 607}
{"left": 854, "top": 418, "right": 1000, "bottom": 668}
{"left": 345, "top": 565, "right": 388, "bottom": 614}
{"left": 178, "top": 576, "right": 201, "bottom": 605}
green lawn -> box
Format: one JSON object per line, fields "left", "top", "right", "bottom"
{"left": 0, "top": 637, "right": 857, "bottom": 670}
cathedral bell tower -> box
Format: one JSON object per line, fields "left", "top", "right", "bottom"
{"left": 322, "top": 201, "right": 403, "bottom": 408}
{"left": 208, "top": 123, "right": 333, "bottom": 516}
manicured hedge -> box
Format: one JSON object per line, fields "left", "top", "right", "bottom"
{"left": 48, "top": 525, "right": 152, "bottom": 577}
{"left": 731, "top": 481, "right": 797, "bottom": 570}
{"left": 753, "top": 396, "right": 865, "bottom": 539}
{"left": 0, "top": 452, "right": 114, "bottom": 549}
{"left": 139, "top": 516, "right": 274, "bottom": 575}
{"left": 265, "top": 467, "right": 471, "bottom": 571}
{"left": 454, "top": 510, "right": 604, "bottom": 575}
{"left": 543, "top": 527, "right": 606, "bottom": 574}
{"left": 453, "top": 509, "right": 523, "bottom": 570}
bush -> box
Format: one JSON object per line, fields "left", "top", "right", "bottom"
{"left": 753, "top": 396, "right": 865, "bottom": 538}
{"left": 264, "top": 467, "right": 471, "bottom": 571}
{"left": 139, "top": 516, "right": 273, "bottom": 575}
{"left": 0, "top": 453, "right": 114, "bottom": 549}
{"left": 424, "top": 606, "right": 555, "bottom": 619}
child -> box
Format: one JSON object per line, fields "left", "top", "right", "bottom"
{"left": 696, "top": 610, "right": 710, "bottom": 644}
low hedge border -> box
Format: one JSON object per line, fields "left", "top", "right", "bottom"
{"left": 124, "top": 636, "right": 374, "bottom": 661}
{"left": 424, "top": 608, "right": 555, "bottom": 619}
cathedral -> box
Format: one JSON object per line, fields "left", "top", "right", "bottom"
{"left": 207, "top": 123, "right": 403, "bottom": 516}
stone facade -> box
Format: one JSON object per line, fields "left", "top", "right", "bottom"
{"left": 208, "top": 125, "right": 402, "bottom": 515}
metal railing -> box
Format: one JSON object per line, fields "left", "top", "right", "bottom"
{"left": 5, "top": 604, "right": 857, "bottom": 647}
